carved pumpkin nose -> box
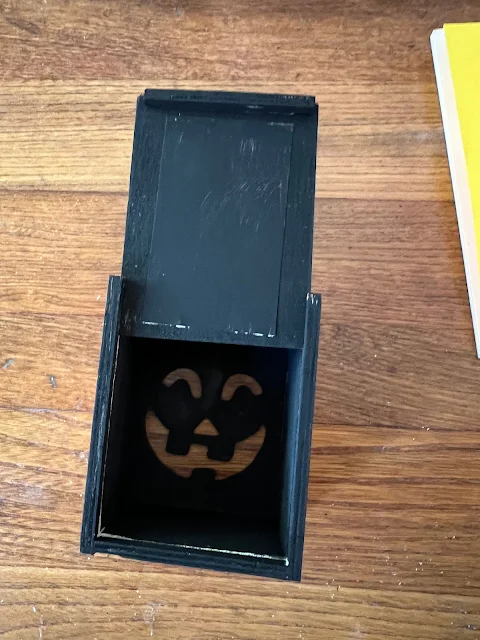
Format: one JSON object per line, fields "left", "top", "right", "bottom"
{"left": 193, "top": 419, "right": 219, "bottom": 437}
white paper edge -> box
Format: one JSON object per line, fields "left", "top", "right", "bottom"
{"left": 431, "top": 28, "right": 480, "bottom": 358}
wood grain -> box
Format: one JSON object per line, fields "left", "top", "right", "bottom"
{"left": 1, "top": 0, "right": 480, "bottom": 638}
{"left": 0, "top": 80, "right": 454, "bottom": 199}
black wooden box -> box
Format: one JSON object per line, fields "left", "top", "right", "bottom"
{"left": 81, "top": 90, "right": 320, "bottom": 581}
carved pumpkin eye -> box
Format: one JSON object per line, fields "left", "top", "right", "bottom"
{"left": 163, "top": 367, "right": 202, "bottom": 399}
{"left": 221, "top": 374, "right": 262, "bottom": 401}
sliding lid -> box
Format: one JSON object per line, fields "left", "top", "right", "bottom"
{"left": 121, "top": 90, "right": 318, "bottom": 348}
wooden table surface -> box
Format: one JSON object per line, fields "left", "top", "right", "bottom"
{"left": 1, "top": 1, "right": 480, "bottom": 638}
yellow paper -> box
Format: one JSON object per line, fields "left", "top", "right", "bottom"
{"left": 444, "top": 23, "right": 480, "bottom": 268}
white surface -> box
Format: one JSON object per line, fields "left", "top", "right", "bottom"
{"left": 431, "top": 28, "right": 480, "bottom": 357}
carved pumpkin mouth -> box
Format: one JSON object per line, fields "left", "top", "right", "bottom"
{"left": 146, "top": 412, "right": 266, "bottom": 480}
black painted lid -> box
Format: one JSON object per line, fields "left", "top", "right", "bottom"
{"left": 121, "top": 90, "right": 318, "bottom": 349}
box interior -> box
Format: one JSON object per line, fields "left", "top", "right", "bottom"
{"left": 98, "top": 336, "right": 302, "bottom": 561}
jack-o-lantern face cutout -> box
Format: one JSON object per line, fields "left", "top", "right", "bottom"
{"left": 145, "top": 368, "right": 266, "bottom": 480}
